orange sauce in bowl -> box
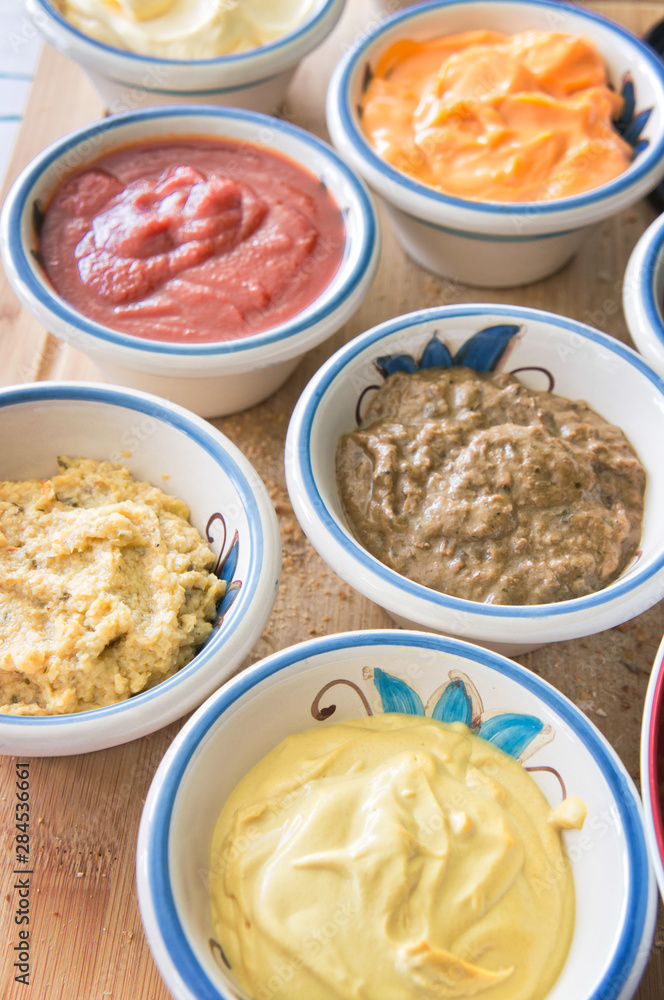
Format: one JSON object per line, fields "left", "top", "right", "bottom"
{"left": 359, "top": 30, "right": 633, "bottom": 202}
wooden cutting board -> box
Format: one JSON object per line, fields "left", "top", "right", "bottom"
{"left": 1, "top": 2, "right": 664, "bottom": 997}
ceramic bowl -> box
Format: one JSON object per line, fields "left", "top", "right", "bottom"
{"left": 136, "top": 629, "right": 657, "bottom": 1000}
{"left": 0, "top": 380, "right": 281, "bottom": 757}
{"left": 0, "top": 104, "right": 379, "bottom": 419}
{"left": 624, "top": 211, "right": 664, "bottom": 378}
{"left": 284, "top": 303, "right": 664, "bottom": 656}
{"left": 640, "top": 635, "right": 664, "bottom": 901}
{"left": 25, "top": 0, "right": 347, "bottom": 114}
{"left": 326, "top": 0, "right": 664, "bottom": 288}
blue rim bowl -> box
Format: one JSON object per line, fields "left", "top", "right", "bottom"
{"left": 26, "top": 0, "right": 348, "bottom": 94}
{"left": 0, "top": 104, "right": 379, "bottom": 369}
{"left": 326, "top": 0, "right": 664, "bottom": 232}
{"left": 136, "top": 629, "right": 657, "bottom": 1000}
{"left": 0, "top": 380, "right": 281, "bottom": 756}
{"left": 284, "top": 303, "right": 664, "bottom": 652}
{"left": 624, "top": 211, "right": 664, "bottom": 379}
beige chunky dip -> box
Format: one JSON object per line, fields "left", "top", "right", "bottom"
{"left": 0, "top": 457, "right": 225, "bottom": 716}
{"left": 337, "top": 367, "right": 645, "bottom": 605}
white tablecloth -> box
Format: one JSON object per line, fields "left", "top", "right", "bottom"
{"left": 0, "top": 1, "right": 41, "bottom": 187}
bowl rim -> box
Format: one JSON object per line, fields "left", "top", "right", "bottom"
{"left": 286, "top": 302, "right": 664, "bottom": 622}
{"left": 0, "top": 380, "right": 280, "bottom": 738}
{"left": 626, "top": 211, "right": 664, "bottom": 354}
{"left": 136, "top": 628, "right": 656, "bottom": 1000}
{"left": 0, "top": 104, "right": 378, "bottom": 359}
{"left": 327, "top": 0, "right": 664, "bottom": 218}
{"left": 28, "top": 0, "right": 346, "bottom": 68}
{"left": 641, "top": 636, "right": 664, "bottom": 898}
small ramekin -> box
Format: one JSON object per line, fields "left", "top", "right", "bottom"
{"left": 640, "top": 635, "right": 664, "bottom": 902}
{"left": 285, "top": 303, "right": 664, "bottom": 656}
{"left": 0, "top": 105, "right": 379, "bottom": 418}
{"left": 26, "top": 0, "right": 347, "bottom": 114}
{"left": 624, "top": 211, "right": 664, "bottom": 378}
{"left": 0, "top": 380, "right": 281, "bottom": 756}
{"left": 136, "top": 630, "right": 657, "bottom": 1000}
{"left": 326, "top": 0, "right": 664, "bottom": 288}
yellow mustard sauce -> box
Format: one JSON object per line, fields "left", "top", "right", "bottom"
{"left": 210, "top": 713, "right": 582, "bottom": 1000}
{"left": 359, "top": 29, "right": 633, "bottom": 201}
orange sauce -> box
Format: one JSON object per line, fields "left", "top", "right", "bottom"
{"left": 359, "top": 30, "right": 633, "bottom": 201}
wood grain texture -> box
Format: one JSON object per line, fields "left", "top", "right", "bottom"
{"left": 2, "top": 1, "right": 664, "bottom": 997}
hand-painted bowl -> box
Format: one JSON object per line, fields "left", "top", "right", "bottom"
{"left": 326, "top": 0, "right": 664, "bottom": 288}
{"left": 136, "top": 630, "right": 657, "bottom": 1000}
{"left": 0, "top": 381, "right": 281, "bottom": 757}
{"left": 624, "top": 211, "right": 664, "bottom": 379}
{"left": 640, "top": 635, "right": 664, "bottom": 901}
{"left": 25, "top": 0, "right": 347, "bottom": 114}
{"left": 0, "top": 105, "right": 379, "bottom": 419}
{"left": 284, "top": 303, "right": 664, "bottom": 656}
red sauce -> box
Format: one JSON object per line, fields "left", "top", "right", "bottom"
{"left": 39, "top": 138, "right": 346, "bottom": 344}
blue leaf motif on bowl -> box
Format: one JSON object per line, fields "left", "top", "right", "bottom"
{"left": 375, "top": 324, "right": 520, "bottom": 380}
{"left": 310, "top": 667, "right": 554, "bottom": 765}
{"left": 366, "top": 666, "right": 551, "bottom": 761}
{"left": 355, "top": 323, "right": 562, "bottom": 424}
{"left": 205, "top": 513, "right": 242, "bottom": 628}
{"left": 614, "top": 73, "right": 652, "bottom": 157}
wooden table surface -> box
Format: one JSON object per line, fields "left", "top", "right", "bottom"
{"left": 2, "top": 2, "right": 664, "bottom": 997}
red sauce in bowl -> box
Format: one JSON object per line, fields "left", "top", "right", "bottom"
{"left": 649, "top": 653, "right": 664, "bottom": 871}
{"left": 39, "top": 138, "right": 346, "bottom": 344}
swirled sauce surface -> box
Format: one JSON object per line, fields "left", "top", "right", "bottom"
{"left": 39, "top": 138, "right": 345, "bottom": 344}
{"left": 336, "top": 366, "right": 645, "bottom": 605}
{"left": 210, "top": 714, "right": 581, "bottom": 1000}
{"left": 53, "top": 0, "right": 315, "bottom": 59}
{"left": 359, "top": 30, "right": 633, "bottom": 201}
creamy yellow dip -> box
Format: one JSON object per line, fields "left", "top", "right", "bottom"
{"left": 54, "top": 0, "right": 316, "bottom": 60}
{"left": 210, "top": 714, "right": 580, "bottom": 1000}
{"left": 0, "top": 457, "right": 225, "bottom": 716}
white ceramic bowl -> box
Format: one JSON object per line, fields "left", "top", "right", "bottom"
{"left": 326, "top": 0, "right": 664, "bottom": 288}
{"left": 25, "top": 0, "right": 347, "bottom": 114}
{"left": 284, "top": 303, "right": 664, "bottom": 656}
{"left": 640, "top": 635, "right": 664, "bottom": 902}
{"left": 136, "top": 629, "right": 657, "bottom": 1000}
{"left": 0, "top": 104, "right": 380, "bottom": 419}
{"left": 0, "top": 380, "right": 281, "bottom": 757}
{"left": 624, "top": 211, "right": 664, "bottom": 378}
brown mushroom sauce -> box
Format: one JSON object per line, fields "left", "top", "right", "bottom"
{"left": 336, "top": 367, "right": 645, "bottom": 605}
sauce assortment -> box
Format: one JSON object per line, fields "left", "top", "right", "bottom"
{"left": 3, "top": 4, "right": 660, "bottom": 998}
